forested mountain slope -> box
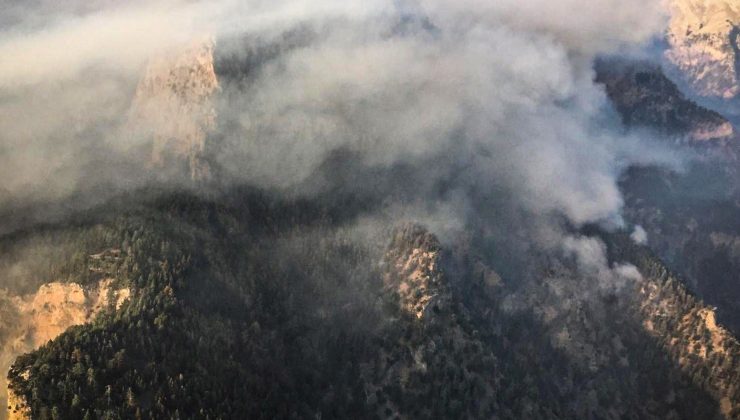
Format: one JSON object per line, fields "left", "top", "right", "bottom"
{"left": 3, "top": 189, "right": 736, "bottom": 419}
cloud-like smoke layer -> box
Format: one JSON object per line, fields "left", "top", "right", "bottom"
{"left": 208, "top": 0, "right": 678, "bottom": 242}
{"left": 0, "top": 0, "right": 678, "bottom": 277}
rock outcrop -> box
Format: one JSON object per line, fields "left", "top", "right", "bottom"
{"left": 383, "top": 224, "right": 448, "bottom": 319}
{"left": 129, "top": 38, "right": 220, "bottom": 180}
{"left": 638, "top": 269, "right": 740, "bottom": 418}
{"left": 2, "top": 278, "right": 129, "bottom": 420}
{"left": 6, "top": 380, "right": 28, "bottom": 420}
{"left": 374, "top": 224, "right": 500, "bottom": 418}
{"left": 665, "top": 0, "right": 740, "bottom": 100}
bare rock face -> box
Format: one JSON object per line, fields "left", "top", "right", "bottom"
{"left": 2, "top": 278, "right": 129, "bottom": 420}
{"left": 129, "top": 38, "right": 220, "bottom": 180}
{"left": 6, "top": 383, "right": 28, "bottom": 420}
{"left": 383, "top": 224, "right": 447, "bottom": 319}
{"left": 665, "top": 0, "right": 740, "bottom": 100}
{"left": 376, "top": 225, "right": 500, "bottom": 418}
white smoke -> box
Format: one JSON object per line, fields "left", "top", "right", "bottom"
{"left": 631, "top": 225, "right": 649, "bottom": 245}
{"left": 562, "top": 235, "right": 642, "bottom": 292}
{"left": 0, "top": 0, "right": 680, "bottom": 280}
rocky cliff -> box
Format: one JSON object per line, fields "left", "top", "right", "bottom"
{"left": 374, "top": 224, "right": 500, "bottom": 418}
{"left": 129, "top": 38, "right": 220, "bottom": 180}
{"left": 666, "top": 0, "right": 740, "bottom": 100}
{"left": 3, "top": 276, "right": 129, "bottom": 420}
{"left": 6, "top": 384, "right": 28, "bottom": 420}
{"left": 1, "top": 190, "right": 735, "bottom": 418}
{"left": 627, "top": 246, "right": 740, "bottom": 419}
{"left": 383, "top": 225, "right": 448, "bottom": 319}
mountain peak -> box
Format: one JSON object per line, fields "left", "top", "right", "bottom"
{"left": 129, "top": 37, "right": 220, "bottom": 180}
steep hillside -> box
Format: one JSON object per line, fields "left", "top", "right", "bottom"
{"left": 1, "top": 190, "right": 735, "bottom": 419}
{"left": 3, "top": 3, "right": 740, "bottom": 420}
{"left": 128, "top": 38, "right": 219, "bottom": 180}
{"left": 596, "top": 56, "right": 740, "bottom": 343}
{"left": 595, "top": 59, "right": 734, "bottom": 144}
{"left": 3, "top": 280, "right": 129, "bottom": 419}
{"left": 4, "top": 190, "right": 391, "bottom": 419}
{"left": 666, "top": 0, "right": 740, "bottom": 100}
{"left": 619, "top": 164, "right": 740, "bottom": 334}
{"left": 606, "top": 233, "right": 740, "bottom": 418}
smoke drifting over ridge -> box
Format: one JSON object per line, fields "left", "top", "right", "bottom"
{"left": 0, "top": 0, "right": 681, "bottom": 276}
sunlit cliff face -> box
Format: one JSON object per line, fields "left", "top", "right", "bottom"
{"left": 2, "top": 278, "right": 130, "bottom": 420}
{"left": 129, "top": 37, "right": 219, "bottom": 181}
{"left": 665, "top": 0, "right": 740, "bottom": 99}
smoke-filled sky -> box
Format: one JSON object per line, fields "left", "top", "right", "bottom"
{"left": 0, "top": 0, "right": 683, "bottom": 279}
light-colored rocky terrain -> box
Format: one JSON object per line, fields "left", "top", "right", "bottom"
{"left": 639, "top": 274, "right": 740, "bottom": 418}
{"left": 3, "top": 279, "right": 129, "bottom": 420}
{"left": 666, "top": 0, "right": 740, "bottom": 99}
{"left": 129, "top": 37, "right": 220, "bottom": 180}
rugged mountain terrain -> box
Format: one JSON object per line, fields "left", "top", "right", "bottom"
{"left": 595, "top": 59, "right": 734, "bottom": 144}
{"left": 1, "top": 190, "right": 737, "bottom": 419}
{"left": 595, "top": 54, "right": 740, "bottom": 341}
{"left": 128, "top": 38, "right": 220, "bottom": 181}
{"left": 665, "top": 0, "right": 740, "bottom": 100}
{"left": 3, "top": 279, "right": 129, "bottom": 420}
{"left": 2, "top": 20, "right": 740, "bottom": 420}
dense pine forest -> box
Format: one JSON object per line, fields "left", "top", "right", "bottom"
{"left": 2, "top": 187, "right": 735, "bottom": 419}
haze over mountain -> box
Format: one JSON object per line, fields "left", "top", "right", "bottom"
{"left": 0, "top": 0, "right": 739, "bottom": 419}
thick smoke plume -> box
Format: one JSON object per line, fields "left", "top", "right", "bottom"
{"left": 0, "top": 0, "right": 681, "bottom": 281}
